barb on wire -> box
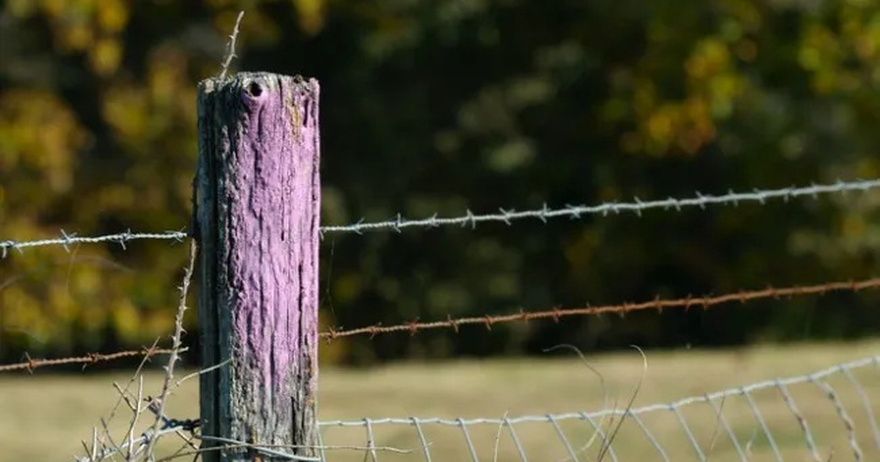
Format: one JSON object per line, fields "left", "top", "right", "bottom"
{"left": 5, "top": 179, "right": 880, "bottom": 254}
{"left": 320, "top": 277, "right": 880, "bottom": 340}
{"left": 218, "top": 11, "right": 245, "bottom": 80}
{"left": 320, "top": 178, "right": 880, "bottom": 235}
{"left": 0, "top": 347, "right": 181, "bottom": 373}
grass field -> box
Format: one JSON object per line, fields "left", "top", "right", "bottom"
{"left": 2, "top": 340, "right": 879, "bottom": 461}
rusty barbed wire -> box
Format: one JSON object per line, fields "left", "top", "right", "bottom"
{"left": 0, "top": 347, "right": 182, "bottom": 373}
{"left": 320, "top": 277, "right": 880, "bottom": 340}
{"left": 7, "top": 279, "right": 879, "bottom": 363}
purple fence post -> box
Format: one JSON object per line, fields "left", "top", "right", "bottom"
{"left": 194, "top": 73, "right": 321, "bottom": 461}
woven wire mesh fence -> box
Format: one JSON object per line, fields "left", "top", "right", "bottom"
{"left": 316, "top": 355, "right": 880, "bottom": 462}
{"left": 4, "top": 178, "right": 880, "bottom": 461}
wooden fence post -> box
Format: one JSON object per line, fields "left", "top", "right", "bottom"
{"left": 194, "top": 72, "right": 321, "bottom": 461}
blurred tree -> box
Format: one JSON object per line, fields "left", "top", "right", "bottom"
{"left": 2, "top": 0, "right": 880, "bottom": 366}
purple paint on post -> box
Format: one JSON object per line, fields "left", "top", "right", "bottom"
{"left": 196, "top": 73, "right": 320, "bottom": 459}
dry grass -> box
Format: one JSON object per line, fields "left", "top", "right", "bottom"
{"left": 1, "top": 339, "right": 879, "bottom": 461}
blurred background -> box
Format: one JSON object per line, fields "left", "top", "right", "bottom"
{"left": 2, "top": 0, "right": 880, "bottom": 368}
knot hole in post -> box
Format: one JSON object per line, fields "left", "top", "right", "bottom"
{"left": 246, "top": 81, "right": 263, "bottom": 98}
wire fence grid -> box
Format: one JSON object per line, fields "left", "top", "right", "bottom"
{"left": 2, "top": 178, "right": 880, "bottom": 461}
{"left": 78, "top": 353, "right": 880, "bottom": 462}
{"left": 313, "top": 354, "right": 880, "bottom": 462}
{"left": 2, "top": 178, "right": 880, "bottom": 256}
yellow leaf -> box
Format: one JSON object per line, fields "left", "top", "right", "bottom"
{"left": 292, "top": 0, "right": 326, "bottom": 35}
{"left": 97, "top": 0, "right": 129, "bottom": 33}
{"left": 89, "top": 38, "right": 123, "bottom": 75}
{"left": 111, "top": 299, "right": 141, "bottom": 342}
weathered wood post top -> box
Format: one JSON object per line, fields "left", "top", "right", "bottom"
{"left": 194, "top": 72, "right": 321, "bottom": 461}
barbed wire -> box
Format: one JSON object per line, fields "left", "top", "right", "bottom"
{"left": 0, "top": 347, "right": 181, "bottom": 373}
{"left": 3, "top": 179, "right": 880, "bottom": 256}
{"left": 320, "top": 178, "right": 880, "bottom": 235}
{"left": 320, "top": 277, "right": 880, "bottom": 340}
{"left": 4, "top": 279, "right": 877, "bottom": 370}
{"left": 0, "top": 229, "right": 188, "bottom": 257}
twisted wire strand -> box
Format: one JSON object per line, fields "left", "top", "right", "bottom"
{"left": 320, "top": 277, "right": 880, "bottom": 340}
{"left": 0, "top": 347, "right": 181, "bottom": 372}
{"left": 4, "top": 179, "right": 880, "bottom": 255}
{"left": 320, "top": 178, "right": 880, "bottom": 235}
{"left": 0, "top": 229, "right": 187, "bottom": 257}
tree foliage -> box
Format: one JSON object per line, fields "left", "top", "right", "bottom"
{"left": 2, "top": 0, "right": 880, "bottom": 365}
